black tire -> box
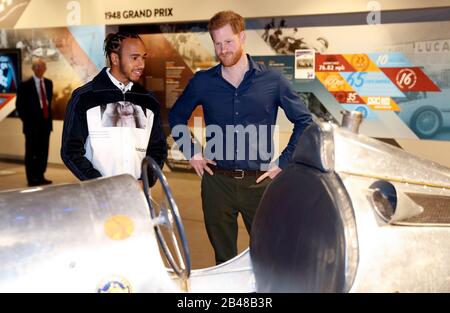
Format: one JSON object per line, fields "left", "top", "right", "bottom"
{"left": 410, "top": 106, "right": 442, "bottom": 139}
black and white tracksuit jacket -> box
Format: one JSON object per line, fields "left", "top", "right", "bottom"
{"left": 61, "top": 68, "right": 167, "bottom": 182}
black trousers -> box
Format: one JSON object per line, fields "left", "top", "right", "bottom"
{"left": 201, "top": 172, "right": 271, "bottom": 265}
{"left": 24, "top": 130, "right": 50, "bottom": 185}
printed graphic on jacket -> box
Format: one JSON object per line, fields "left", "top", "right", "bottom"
{"left": 85, "top": 102, "right": 154, "bottom": 179}
{"left": 100, "top": 101, "right": 147, "bottom": 129}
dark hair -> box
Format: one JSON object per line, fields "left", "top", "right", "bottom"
{"left": 104, "top": 31, "right": 143, "bottom": 63}
{"left": 208, "top": 11, "right": 245, "bottom": 35}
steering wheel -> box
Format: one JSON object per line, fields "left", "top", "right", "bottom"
{"left": 141, "top": 156, "right": 191, "bottom": 280}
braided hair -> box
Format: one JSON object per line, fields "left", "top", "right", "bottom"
{"left": 104, "top": 31, "right": 143, "bottom": 63}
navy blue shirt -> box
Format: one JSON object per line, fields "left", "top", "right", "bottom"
{"left": 168, "top": 55, "right": 313, "bottom": 170}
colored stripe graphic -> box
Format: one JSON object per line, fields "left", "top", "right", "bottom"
{"left": 0, "top": 0, "right": 30, "bottom": 28}
{"left": 362, "top": 96, "right": 400, "bottom": 111}
{"left": 316, "top": 72, "right": 355, "bottom": 92}
{"left": 315, "top": 54, "right": 355, "bottom": 72}
{"left": 45, "top": 28, "right": 99, "bottom": 82}
{"left": 368, "top": 53, "right": 412, "bottom": 68}
{"left": 381, "top": 67, "right": 441, "bottom": 92}
{"left": 342, "top": 54, "right": 380, "bottom": 72}
{"left": 331, "top": 91, "right": 366, "bottom": 104}
{"left": 340, "top": 72, "right": 405, "bottom": 97}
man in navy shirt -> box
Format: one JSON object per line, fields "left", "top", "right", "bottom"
{"left": 169, "top": 11, "right": 313, "bottom": 264}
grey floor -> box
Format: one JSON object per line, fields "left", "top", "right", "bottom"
{"left": 0, "top": 160, "right": 250, "bottom": 269}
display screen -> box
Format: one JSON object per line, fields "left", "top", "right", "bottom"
{"left": 0, "top": 49, "right": 21, "bottom": 94}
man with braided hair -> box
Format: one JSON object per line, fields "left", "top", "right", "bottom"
{"left": 61, "top": 31, "right": 167, "bottom": 185}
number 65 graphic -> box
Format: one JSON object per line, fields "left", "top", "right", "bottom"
{"left": 347, "top": 72, "right": 367, "bottom": 88}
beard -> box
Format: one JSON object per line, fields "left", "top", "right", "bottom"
{"left": 219, "top": 48, "right": 243, "bottom": 67}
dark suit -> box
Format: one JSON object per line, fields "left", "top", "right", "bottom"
{"left": 16, "top": 77, "right": 53, "bottom": 185}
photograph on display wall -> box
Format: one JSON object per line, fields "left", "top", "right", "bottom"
{"left": 259, "top": 18, "right": 329, "bottom": 55}
{"left": 0, "top": 48, "right": 21, "bottom": 93}
{"left": 0, "top": 48, "right": 21, "bottom": 120}
{"left": 295, "top": 49, "right": 315, "bottom": 79}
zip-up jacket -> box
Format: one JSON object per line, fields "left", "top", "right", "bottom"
{"left": 61, "top": 68, "right": 167, "bottom": 182}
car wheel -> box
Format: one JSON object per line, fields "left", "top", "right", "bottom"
{"left": 410, "top": 106, "right": 442, "bottom": 138}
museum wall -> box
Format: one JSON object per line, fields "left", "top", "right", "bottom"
{"left": 1, "top": 0, "right": 450, "bottom": 167}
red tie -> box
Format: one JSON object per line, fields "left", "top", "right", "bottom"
{"left": 40, "top": 79, "right": 49, "bottom": 119}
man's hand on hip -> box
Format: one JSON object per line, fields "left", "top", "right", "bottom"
{"left": 256, "top": 165, "right": 282, "bottom": 184}
{"left": 189, "top": 153, "right": 217, "bottom": 177}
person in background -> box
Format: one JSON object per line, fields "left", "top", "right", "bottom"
{"left": 169, "top": 11, "right": 313, "bottom": 264}
{"left": 16, "top": 58, "right": 53, "bottom": 187}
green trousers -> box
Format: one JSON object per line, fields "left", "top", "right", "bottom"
{"left": 201, "top": 172, "right": 271, "bottom": 264}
